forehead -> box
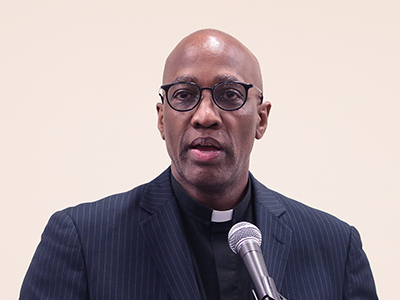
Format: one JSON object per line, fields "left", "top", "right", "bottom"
{"left": 163, "top": 35, "right": 258, "bottom": 86}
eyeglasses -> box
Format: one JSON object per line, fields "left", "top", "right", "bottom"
{"left": 159, "top": 81, "right": 263, "bottom": 112}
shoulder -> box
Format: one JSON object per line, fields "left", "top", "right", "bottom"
{"left": 59, "top": 168, "right": 172, "bottom": 228}
{"left": 279, "top": 192, "right": 352, "bottom": 247}
{"left": 251, "top": 175, "right": 351, "bottom": 240}
{"left": 62, "top": 183, "right": 145, "bottom": 221}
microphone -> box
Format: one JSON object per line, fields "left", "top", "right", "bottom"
{"left": 228, "top": 222, "right": 286, "bottom": 300}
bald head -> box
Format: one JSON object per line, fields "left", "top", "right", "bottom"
{"left": 163, "top": 29, "right": 263, "bottom": 90}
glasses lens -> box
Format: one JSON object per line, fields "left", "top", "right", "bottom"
{"left": 167, "top": 83, "right": 200, "bottom": 111}
{"left": 213, "top": 82, "right": 246, "bottom": 110}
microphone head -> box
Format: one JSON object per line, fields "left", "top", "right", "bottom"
{"left": 228, "top": 221, "right": 262, "bottom": 254}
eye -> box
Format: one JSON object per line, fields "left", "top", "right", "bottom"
{"left": 222, "top": 89, "right": 242, "bottom": 100}
{"left": 215, "top": 86, "right": 245, "bottom": 102}
{"left": 169, "top": 83, "right": 199, "bottom": 102}
{"left": 173, "top": 89, "right": 196, "bottom": 101}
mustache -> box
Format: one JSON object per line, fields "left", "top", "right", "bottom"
{"left": 188, "top": 137, "right": 223, "bottom": 150}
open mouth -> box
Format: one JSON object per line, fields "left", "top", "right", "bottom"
{"left": 189, "top": 138, "right": 223, "bottom": 161}
{"left": 189, "top": 137, "right": 222, "bottom": 151}
{"left": 192, "top": 144, "right": 220, "bottom": 152}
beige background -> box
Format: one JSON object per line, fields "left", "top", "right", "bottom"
{"left": 1, "top": 0, "right": 399, "bottom": 298}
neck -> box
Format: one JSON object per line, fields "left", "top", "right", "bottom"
{"left": 173, "top": 170, "right": 249, "bottom": 211}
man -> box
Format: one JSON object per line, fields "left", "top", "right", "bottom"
{"left": 20, "top": 29, "right": 378, "bottom": 299}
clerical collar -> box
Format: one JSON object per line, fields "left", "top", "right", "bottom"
{"left": 171, "top": 174, "right": 252, "bottom": 224}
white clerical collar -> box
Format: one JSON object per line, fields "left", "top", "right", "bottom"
{"left": 211, "top": 209, "right": 233, "bottom": 223}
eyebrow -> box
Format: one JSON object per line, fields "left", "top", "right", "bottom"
{"left": 173, "top": 75, "right": 198, "bottom": 83}
{"left": 214, "top": 74, "right": 241, "bottom": 83}
{"left": 173, "top": 74, "right": 242, "bottom": 85}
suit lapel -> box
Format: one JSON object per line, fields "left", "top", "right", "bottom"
{"left": 251, "top": 175, "right": 293, "bottom": 291}
{"left": 140, "top": 169, "right": 201, "bottom": 300}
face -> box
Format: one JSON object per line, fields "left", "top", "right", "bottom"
{"left": 157, "top": 32, "right": 271, "bottom": 193}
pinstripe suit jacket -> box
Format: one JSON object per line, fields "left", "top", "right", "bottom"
{"left": 20, "top": 168, "right": 378, "bottom": 299}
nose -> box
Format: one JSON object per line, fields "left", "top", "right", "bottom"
{"left": 190, "top": 90, "right": 222, "bottom": 129}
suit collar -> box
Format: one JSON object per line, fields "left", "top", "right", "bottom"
{"left": 250, "top": 173, "right": 286, "bottom": 217}
{"left": 139, "top": 168, "right": 175, "bottom": 214}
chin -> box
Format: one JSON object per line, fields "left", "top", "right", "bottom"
{"left": 185, "top": 168, "right": 232, "bottom": 190}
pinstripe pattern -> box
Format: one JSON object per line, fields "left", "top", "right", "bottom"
{"left": 20, "top": 168, "right": 377, "bottom": 299}
{"left": 252, "top": 175, "right": 377, "bottom": 299}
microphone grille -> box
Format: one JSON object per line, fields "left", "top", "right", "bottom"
{"left": 228, "top": 221, "right": 262, "bottom": 254}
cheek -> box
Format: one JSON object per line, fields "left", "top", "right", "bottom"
{"left": 163, "top": 117, "right": 178, "bottom": 143}
{"left": 163, "top": 110, "right": 178, "bottom": 131}
{"left": 163, "top": 112, "right": 187, "bottom": 150}
{"left": 230, "top": 112, "right": 259, "bottom": 154}
{"left": 234, "top": 109, "right": 259, "bottom": 138}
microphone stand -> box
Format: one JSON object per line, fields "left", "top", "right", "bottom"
{"left": 251, "top": 277, "right": 286, "bottom": 300}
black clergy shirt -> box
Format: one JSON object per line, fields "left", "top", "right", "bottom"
{"left": 171, "top": 175, "right": 255, "bottom": 300}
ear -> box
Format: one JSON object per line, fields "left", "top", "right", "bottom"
{"left": 255, "top": 101, "right": 271, "bottom": 139}
{"left": 156, "top": 102, "right": 165, "bottom": 140}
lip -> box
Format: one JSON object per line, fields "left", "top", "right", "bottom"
{"left": 188, "top": 137, "right": 223, "bottom": 162}
{"left": 189, "top": 137, "right": 222, "bottom": 150}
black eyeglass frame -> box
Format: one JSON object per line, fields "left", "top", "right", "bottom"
{"left": 159, "top": 81, "right": 263, "bottom": 112}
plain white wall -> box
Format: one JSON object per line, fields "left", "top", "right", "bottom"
{"left": 1, "top": 1, "right": 399, "bottom": 298}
